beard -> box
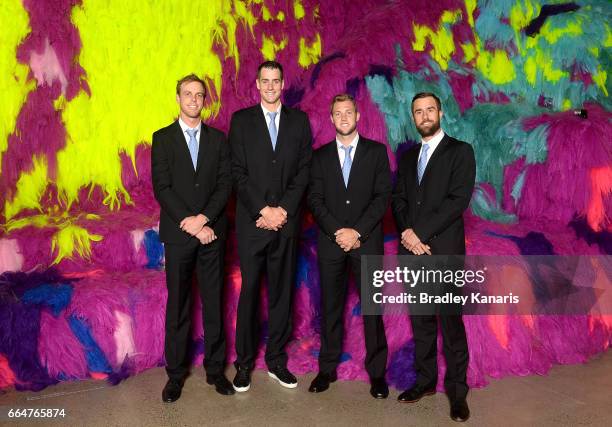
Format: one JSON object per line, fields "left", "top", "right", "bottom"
{"left": 416, "top": 119, "right": 440, "bottom": 138}
{"left": 335, "top": 123, "right": 357, "bottom": 136}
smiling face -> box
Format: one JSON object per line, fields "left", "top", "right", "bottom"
{"left": 256, "top": 67, "right": 284, "bottom": 109}
{"left": 331, "top": 100, "right": 360, "bottom": 138}
{"left": 412, "top": 96, "right": 443, "bottom": 139}
{"left": 176, "top": 80, "right": 205, "bottom": 121}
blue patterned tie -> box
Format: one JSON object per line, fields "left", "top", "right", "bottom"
{"left": 267, "top": 111, "right": 278, "bottom": 150}
{"left": 186, "top": 128, "right": 199, "bottom": 170}
{"left": 341, "top": 145, "right": 353, "bottom": 187}
{"left": 417, "top": 143, "right": 429, "bottom": 184}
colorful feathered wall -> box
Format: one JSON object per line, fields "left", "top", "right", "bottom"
{"left": 0, "top": 0, "right": 610, "bottom": 391}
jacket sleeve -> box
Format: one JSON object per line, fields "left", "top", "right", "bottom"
{"left": 229, "top": 113, "right": 268, "bottom": 219}
{"left": 279, "top": 113, "right": 313, "bottom": 216}
{"left": 201, "top": 133, "right": 232, "bottom": 225}
{"left": 412, "top": 143, "right": 476, "bottom": 242}
{"left": 151, "top": 131, "right": 193, "bottom": 223}
{"left": 307, "top": 152, "right": 343, "bottom": 238}
{"left": 353, "top": 145, "right": 392, "bottom": 242}
{"left": 391, "top": 152, "right": 412, "bottom": 233}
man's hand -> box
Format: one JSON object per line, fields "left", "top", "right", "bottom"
{"left": 400, "top": 228, "right": 431, "bottom": 255}
{"left": 400, "top": 228, "right": 420, "bottom": 249}
{"left": 409, "top": 241, "right": 431, "bottom": 255}
{"left": 335, "top": 228, "right": 360, "bottom": 252}
{"left": 195, "top": 226, "right": 216, "bottom": 245}
{"left": 258, "top": 206, "right": 287, "bottom": 231}
{"left": 180, "top": 214, "right": 208, "bottom": 235}
{"left": 256, "top": 216, "right": 275, "bottom": 230}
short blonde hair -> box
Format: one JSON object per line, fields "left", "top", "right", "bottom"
{"left": 330, "top": 93, "right": 358, "bottom": 114}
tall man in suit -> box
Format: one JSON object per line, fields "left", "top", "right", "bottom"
{"left": 152, "top": 74, "right": 234, "bottom": 402}
{"left": 229, "top": 61, "right": 312, "bottom": 392}
{"left": 392, "top": 92, "right": 475, "bottom": 422}
{"left": 307, "top": 94, "right": 391, "bottom": 399}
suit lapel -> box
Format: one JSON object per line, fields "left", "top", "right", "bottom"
{"left": 172, "top": 121, "right": 196, "bottom": 173}
{"left": 195, "top": 124, "right": 209, "bottom": 176}
{"left": 419, "top": 134, "right": 450, "bottom": 186}
{"left": 252, "top": 106, "right": 275, "bottom": 155}
{"left": 326, "top": 142, "right": 345, "bottom": 191}
{"left": 274, "top": 105, "right": 290, "bottom": 155}
{"left": 346, "top": 138, "right": 367, "bottom": 191}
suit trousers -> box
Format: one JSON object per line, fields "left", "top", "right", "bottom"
{"left": 410, "top": 314, "right": 469, "bottom": 401}
{"left": 318, "top": 251, "right": 388, "bottom": 379}
{"left": 235, "top": 232, "right": 297, "bottom": 370}
{"left": 164, "top": 238, "right": 226, "bottom": 381}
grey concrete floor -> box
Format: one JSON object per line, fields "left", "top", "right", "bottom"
{"left": 0, "top": 350, "right": 610, "bottom": 427}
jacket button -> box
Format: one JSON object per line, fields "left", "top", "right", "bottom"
{"left": 195, "top": 183, "right": 200, "bottom": 188}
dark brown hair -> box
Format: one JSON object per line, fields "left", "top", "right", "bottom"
{"left": 411, "top": 92, "right": 441, "bottom": 111}
{"left": 257, "top": 61, "right": 284, "bottom": 80}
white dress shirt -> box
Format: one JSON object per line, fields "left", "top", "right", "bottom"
{"left": 261, "top": 103, "right": 281, "bottom": 130}
{"left": 336, "top": 133, "right": 359, "bottom": 167}
{"left": 418, "top": 129, "right": 445, "bottom": 168}
{"left": 178, "top": 117, "right": 201, "bottom": 146}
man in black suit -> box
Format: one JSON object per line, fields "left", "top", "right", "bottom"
{"left": 392, "top": 92, "right": 475, "bottom": 422}
{"left": 229, "top": 61, "right": 312, "bottom": 392}
{"left": 152, "top": 74, "right": 234, "bottom": 402}
{"left": 307, "top": 94, "right": 391, "bottom": 398}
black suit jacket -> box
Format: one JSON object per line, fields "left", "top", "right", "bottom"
{"left": 308, "top": 137, "right": 392, "bottom": 257}
{"left": 392, "top": 134, "right": 476, "bottom": 255}
{"left": 151, "top": 121, "right": 232, "bottom": 244}
{"left": 229, "top": 104, "right": 313, "bottom": 238}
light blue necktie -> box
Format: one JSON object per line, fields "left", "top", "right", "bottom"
{"left": 341, "top": 145, "right": 353, "bottom": 187}
{"left": 417, "top": 143, "right": 429, "bottom": 184}
{"left": 186, "top": 128, "right": 199, "bottom": 170}
{"left": 267, "top": 111, "right": 278, "bottom": 150}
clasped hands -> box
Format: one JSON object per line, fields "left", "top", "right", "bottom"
{"left": 334, "top": 228, "right": 361, "bottom": 252}
{"left": 401, "top": 228, "right": 431, "bottom": 255}
{"left": 256, "top": 206, "right": 288, "bottom": 231}
{"left": 180, "top": 214, "right": 216, "bottom": 244}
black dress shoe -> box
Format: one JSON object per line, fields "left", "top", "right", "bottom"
{"left": 308, "top": 372, "right": 337, "bottom": 393}
{"left": 397, "top": 385, "right": 436, "bottom": 403}
{"left": 162, "top": 379, "right": 183, "bottom": 403}
{"left": 206, "top": 374, "right": 235, "bottom": 396}
{"left": 450, "top": 399, "right": 470, "bottom": 422}
{"left": 369, "top": 377, "right": 389, "bottom": 399}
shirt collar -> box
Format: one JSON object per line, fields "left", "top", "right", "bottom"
{"left": 178, "top": 117, "right": 201, "bottom": 134}
{"left": 261, "top": 103, "right": 282, "bottom": 116}
{"left": 421, "top": 129, "right": 444, "bottom": 150}
{"left": 336, "top": 132, "right": 360, "bottom": 150}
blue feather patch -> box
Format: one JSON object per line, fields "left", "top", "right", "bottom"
{"left": 68, "top": 316, "right": 112, "bottom": 374}
{"left": 22, "top": 283, "right": 73, "bottom": 317}
{"left": 144, "top": 229, "right": 164, "bottom": 269}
